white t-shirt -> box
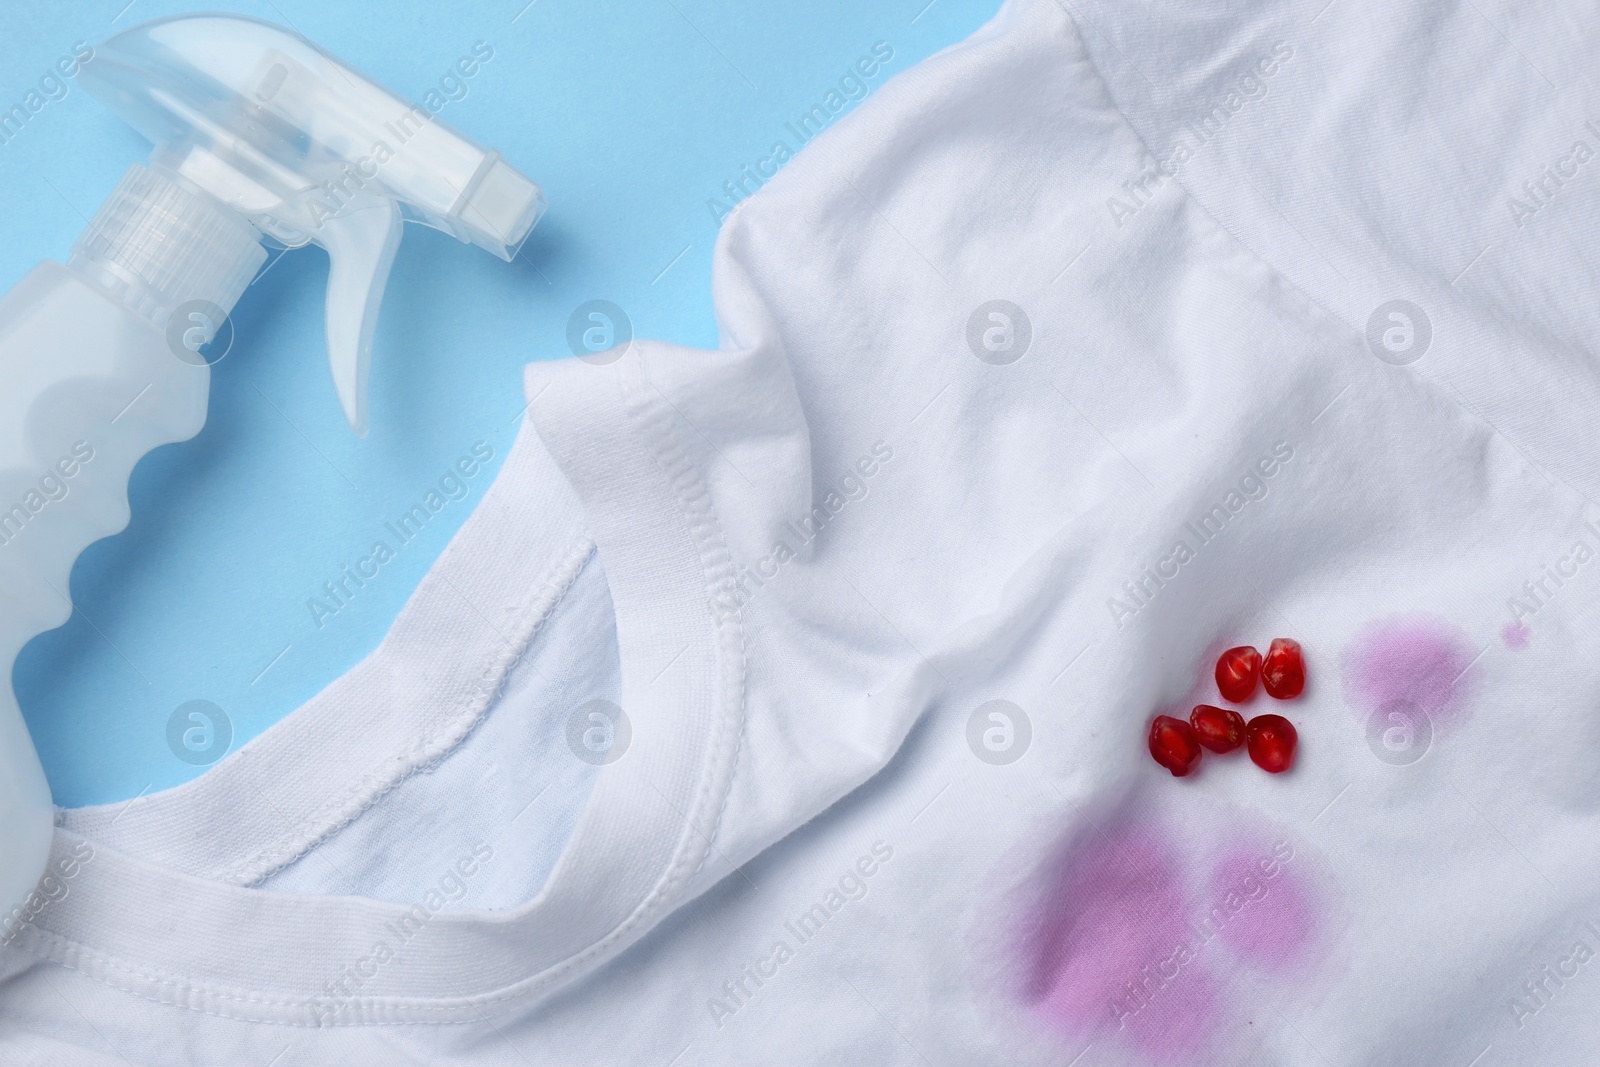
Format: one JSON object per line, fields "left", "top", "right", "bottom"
{"left": 6, "top": 1, "right": 1600, "bottom": 1063}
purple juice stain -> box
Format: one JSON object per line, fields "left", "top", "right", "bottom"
{"left": 1502, "top": 621, "right": 1531, "bottom": 649}
{"left": 1014, "top": 821, "right": 1218, "bottom": 1063}
{"left": 1208, "top": 842, "right": 1318, "bottom": 972}
{"left": 1341, "top": 613, "right": 1479, "bottom": 732}
{"left": 1005, "top": 813, "right": 1329, "bottom": 1064}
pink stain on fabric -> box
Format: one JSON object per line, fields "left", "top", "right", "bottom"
{"left": 1341, "top": 614, "right": 1479, "bottom": 732}
{"left": 1017, "top": 826, "right": 1215, "bottom": 1062}
{"left": 1208, "top": 844, "right": 1317, "bottom": 972}
{"left": 1010, "top": 817, "right": 1325, "bottom": 1063}
{"left": 1501, "top": 621, "right": 1531, "bottom": 649}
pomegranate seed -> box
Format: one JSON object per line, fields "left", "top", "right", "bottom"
{"left": 1215, "top": 646, "right": 1261, "bottom": 703}
{"left": 1246, "top": 714, "right": 1297, "bottom": 773}
{"left": 1189, "top": 704, "right": 1246, "bottom": 753}
{"left": 1261, "top": 638, "right": 1305, "bottom": 699}
{"left": 1149, "top": 715, "right": 1203, "bottom": 777}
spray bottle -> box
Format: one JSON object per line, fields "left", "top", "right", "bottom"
{"left": 0, "top": 15, "right": 544, "bottom": 932}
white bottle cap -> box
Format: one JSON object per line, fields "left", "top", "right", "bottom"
{"left": 69, "top": 164, "right": 267, "bottom": 328}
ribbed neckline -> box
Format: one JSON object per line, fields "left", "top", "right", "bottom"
{"left": 24, "top": 349, "right": 748, "bottom": 1024}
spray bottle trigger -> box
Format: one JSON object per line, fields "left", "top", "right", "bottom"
{"left": 315, "top": 193, "right": 403, "bottom": 437}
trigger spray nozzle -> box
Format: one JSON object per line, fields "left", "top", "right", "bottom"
{"left": 77, "top": 15, "right": 545, "bottom": 434}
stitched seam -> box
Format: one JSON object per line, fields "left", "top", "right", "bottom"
{"left": 21, "top": 356, "right": 751, "bottom": 1026}
{"left": 212, "top": 530, "right": 596, "bottom": 885}
{"left": 335, "top": 352, "right": 758, "bottom": 1020}
{"left": 691, "top": 548, "right": 749, "bottom": 880}
{"left": 293, "top": 352, "right": 758, "bottom": 1022}
{"left": 1052, "top": 0, "right": 1594, "bottom": 502}
{"left": 1044, "top": 0, "right": 1362, "bottom": 336}
{"left": 622, "top": 360, "right": 749, "bottom": 888}
{"left": 13, "top": 926, "right": 493, "bottom": 1027}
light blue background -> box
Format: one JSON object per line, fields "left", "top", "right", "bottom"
{"left": 1, "top": 0, "right": 994, "bottom": 805}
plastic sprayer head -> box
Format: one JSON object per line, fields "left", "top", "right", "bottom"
{"left": 79, "top": 14, "right": 546, "bottom": 434}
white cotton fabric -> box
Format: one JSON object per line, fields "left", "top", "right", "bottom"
{"left": 5, "top": 0, "right": 1600, "bottom": 1063}
{"left": 1061, "top": 0, "right": 1600, "bottom": 504}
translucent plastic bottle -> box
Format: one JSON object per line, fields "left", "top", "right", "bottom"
{"left": 0, "top": 14, "right": 544, "bottom": 931}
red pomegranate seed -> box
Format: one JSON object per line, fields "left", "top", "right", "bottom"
{"left": 1149, "top": 715, "right": 1203, "bottom": 777}
{"left": 1189, "top": 704, "right": 1246, "bottom": 753}
{"left": 1215, "top": 646, "right": 1261, "bottom": 703}
{"left": 1261, "top": 638, "right": 1305, "bottom": 699}
{"left": 1246, "top": 714, "right": 1297, "bottom": 773}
